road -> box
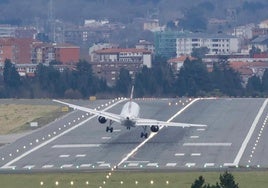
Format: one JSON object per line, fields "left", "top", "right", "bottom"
{"left": 0, "top": 97, "right": 267, "bottom": 172}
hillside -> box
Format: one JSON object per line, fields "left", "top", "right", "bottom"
{"left": 0, "top": 0, "right": 267, "bottom": 26}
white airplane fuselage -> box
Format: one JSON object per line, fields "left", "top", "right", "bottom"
{"left": 120, "top": 101, "right": 140, "bottom": 128}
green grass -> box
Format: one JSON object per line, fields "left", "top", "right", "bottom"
{"left": 1, "top": 171, "right": 268, "bottom": 188}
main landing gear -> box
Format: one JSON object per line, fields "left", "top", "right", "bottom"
{"left": 106, "top": 126, "right": 113, "bottom": 133}
{"left": 140, "top": 126, "right": 148, "bottom": 138}
{"left": 106, "top": 120, "right": 114, "bottom": 133}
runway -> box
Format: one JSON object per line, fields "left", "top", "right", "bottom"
{"left": 0, "top": 97, "right": 268, "bottom": 172}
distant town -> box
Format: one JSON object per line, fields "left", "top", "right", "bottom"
{"left": 0, "top": 1, "right": 268, "bottom": 98}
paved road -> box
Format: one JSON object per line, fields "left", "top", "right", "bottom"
{"left": 0, "top": 98, "right": 267, "bottom": 172}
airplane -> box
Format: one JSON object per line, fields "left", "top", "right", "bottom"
{"left": 53, "top": 86, "right": 206, "bottom": 138}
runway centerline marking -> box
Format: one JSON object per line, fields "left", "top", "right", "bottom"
{"left": 1, "top": 99, "right": 126, "bottom": 169}
{"left": 183, "top": 143, "right": 232, "bottom": 146}
{"left": 117, "top": 98, "right": 201, "bottom": 167}
{"left": 232, "top": 98, "right": 268, "bottom": 166}
{"left": 52, "top": 144, "right": 100, "bottom": 148}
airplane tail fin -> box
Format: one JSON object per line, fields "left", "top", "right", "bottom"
{"left": 130, "top": 85, "right": 134, "bottom": 100}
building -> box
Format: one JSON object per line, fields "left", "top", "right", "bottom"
{"left": 135, "top": 40, "right": 154, "bottom": 54}
{"left": 0, "top": 37, "right": 36, "bottom": 64}
{"left": 91, "top": 61, "right": 141, "bottom": 86}
{"left": 89, "top": 43, "right": 118, "bottom": 62}
{"left": 232, "top": 24, "right": 255, "bottom": 40}
{"left": 31, "top": 42, "right": 55, "bottom": 64}
{"left": 91, "top": 48, "right": 152, "bottom": 86}
{"left": 54, "top": 43, "right": 80, "bottom": 64}
{"left": 259, "top": 19, "right": 268, "bottom": 29}
{"left": 176, "top": 33, "right": 240, "bottom": 56}
{"left": 154, "top": 30, "right": 190, "bottom": 59}
{"left": 0, "top": 25, "right": 17, "bottom": 37}
{"left": 250, "top": 35, "right": 268, "bottom": 52}
{"left": 92, "top": 48, "right": 152, "bottom": 68}
{"left": 167, "top": 56, "right": 196, "bottom": 72}
{"left": 31, "top": 43, "right": 80, "bottom": 64}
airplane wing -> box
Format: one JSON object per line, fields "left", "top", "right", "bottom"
{"left": 135, "top": 118, "right": 207, "bottom": 128}
{"left": 53, "top": 99, "right": 123, "bottom": 123}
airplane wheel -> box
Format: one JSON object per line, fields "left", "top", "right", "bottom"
{"left": 106, "top": 127, "right": 109, "bottom": 132}
{"left": 140, "top": 132, "right": 144, "bottom": 138}
{"left": 145, "top": 133, "right": 148, "bottom": 138}
{"left": 110, "top": 127, "right": 113, "bottom": 133}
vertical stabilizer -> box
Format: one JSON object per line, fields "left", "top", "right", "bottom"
{"left": 130, "top": 85, "right": 134, "bottom": 100}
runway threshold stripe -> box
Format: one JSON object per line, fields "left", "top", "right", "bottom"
{"left": 233, "top": 98, "right": 268, "bottom": 166}
{"left": 52, "top": 144, "right": 100, "bottom": 148}
{"left": 183, "top": 143, "right": 232, "bottom": 146}
{"left": 117, "top": 98, "right": 201, "bottom": 167}
{"left": 0, "top": 99, "right": 126, "bottom": 169}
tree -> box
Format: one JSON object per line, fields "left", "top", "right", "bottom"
{"left": 249, "top": 46, "right": 261, "bottom": 58}
{"left": 3, "top": 59, "right": 21, "bottom": 89}
{"left": 246, "top": 75, "right": 262, "bottom": 96}
{"left": 262, "top": 69, "right": 268, "bottom": 94}
{"left": 191, "top": 47, "right": 209, "bottom": 59}
{"left": 175, "top": 58, "right": 210, "bottom": 96}
{"left": 180, "top": 7, "right": 208, "bottom": 31}
{"left": 191, "top": 176, "right": 206, "bottom": 188}
{"left": 191, "top": 172, "right": 238, "bottom": 188}
{"left": 219, "top": 171, "right": 239, "bottom": 188}
{"left": 115, "top": 68, "right": 132, "bottom": 96}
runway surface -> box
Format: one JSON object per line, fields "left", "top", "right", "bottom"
{"left": 0, "top": 97, "right": 268, "bottom": 172}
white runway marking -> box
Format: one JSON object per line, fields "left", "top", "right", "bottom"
{"left": 175, "top": 153, "right": 185, "bottom": 156}
{"left": 102, "top": 137, "right": 111, "bottom": 140}
{"left": 75, "top": 154, "right": 86, "bottom": 158}
{"left": 59, "top": 154, "right": 70, "bottom": 158}
{"left": 42, "top": 165, "right": 54, "bottom": 169}
{"left": 80, "top": 164, "right": 92, "bottom": 168}
{"left": 147, "top": 163, "right": 158, "bottom": 167}
{"left": 117, "top": 98, "right": 201, "bottom": 167}
{"left": 166, "top": 163, "right": 177, "bottom": 167}
{"left": 197, "top": 128, "right": 206, "bottom": 131}
{"left": 52, "top": 144, "right": 100, "bottom": 148}
{"left": 128, "top": 163, "right": 139, "bottom": 167}
{"left": 1, "top": 99, "right": 126, "bottom": 169}
{"left": 191, "top": 153, "right": 201, "bottom": 156}
{"left": 61, "top": 164, "right": 73, "bottom": 168}
{"left": 23, "top": 165, "right": 35, "bottom": 169}
{"left": 113, "top": 129, "right": 121, "bottom": 132}
{"left": 1, "top": 166, "right": 16, "bottom": 169}
{"left": 183, "top": 143, "right": 232, "bottom": 146}
{"left": 99, "top": 163, "right": 111, "bottom": 167}
{"left": 233, "top": 98, "right": 268, "bottom": 166}
{"left": 204, "top": 163, "right": 215, "bottom": 167}
{"left": 185, "top": 163, "right": 195, "bottom": 167}
{"left": 190, "top": 136, "right": 199, "bottom": 139}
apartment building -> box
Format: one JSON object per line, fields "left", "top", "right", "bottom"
{"left": 92, "top": 48, "right": 152, "bottom": 68}
{"left": 0, "top": 37, "right": 36, "bottom": 64}
{"left": 91, "top": 48, "right": 152, "bottom": 86}
{"left": 54, "top": 44, "right": 80, "bottom": 64}
{"left": 176, "top": 33, "right": 239, "bottom": 56}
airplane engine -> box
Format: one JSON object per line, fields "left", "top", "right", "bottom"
{"left": 150, "top": 125, "right": 159, "bottom": 132}
{"left": 98, "top": 116, "right": 107, "bottom": 124}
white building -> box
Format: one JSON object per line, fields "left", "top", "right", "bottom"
{"left": 89, "top": 43, "right": 118, "bottom": 62}
{"left": 92, "top": 48, "right": 152, "bottom": 68}
{"left": 176, "top": 33, "right": 240, "bottom": 56}
{"left": 232, "top": 24, "right": 255, "bottom": 39}
{"left": 259, "top": 19, "right": 268, "bottom": 29}
{"left": 135, "top": 40, "right": 154, "bottom": 54}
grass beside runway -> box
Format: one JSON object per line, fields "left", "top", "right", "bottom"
{"left": 0, "top": 104, "right": 64, "bottom": 134}
{"left": 1, "top": 171, "right": 268, "bottom": 188}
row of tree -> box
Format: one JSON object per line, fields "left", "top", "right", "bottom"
{"left": 1, "top": 57, "right": 268, "bottom": 99}
{"left": 191, "top": 171, "right": 239, "bottom": 188}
